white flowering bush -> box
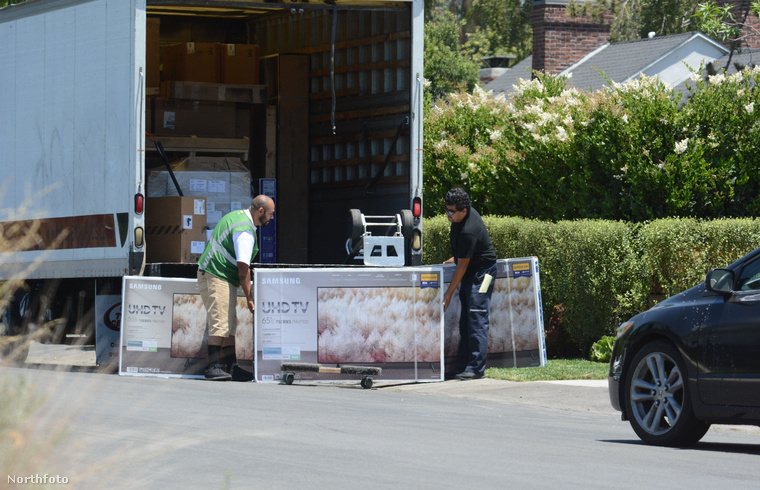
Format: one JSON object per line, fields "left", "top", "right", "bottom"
{"left": 424, "top": 66, "right": 760, "bottom": 221}
{"left": 678, "top": 66, "right": 760, "bottom": 216}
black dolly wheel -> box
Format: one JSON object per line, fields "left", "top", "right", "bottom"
{"left": 360, "top": 377, "right": 373, "bottom": 389}
{"left": 284, "top": 372, "right": 295, "bottom": 385}
{"left": 348, "top": 209, "right": 364, "bottom": 241}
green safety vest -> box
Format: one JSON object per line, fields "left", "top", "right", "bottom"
{"left": 198, "top": 210, "right": 258, "bottom": 287}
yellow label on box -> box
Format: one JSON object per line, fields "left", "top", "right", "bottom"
{"left": 512, "top": 261, "right": 532, "bottom": 278}
{"left": 420, "top": 273, "right": 439, "bottom": 290}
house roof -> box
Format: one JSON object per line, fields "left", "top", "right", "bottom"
{"left": 485, "top": 32, "right": 733, "bottom": 96}
{"left": 483, "top": 55, "right": 533, "bottom": 95}
{"left": 704, "top": 47, "right": 760, "bottom": 75}
{"left": 560, "top": 32, "right": 729, "bottom": 91}
{"left": 485, "top": 32, "right": 740, "bottom": 97}
{"left": 673, "top": 47, "right": 760, "bottom": 105}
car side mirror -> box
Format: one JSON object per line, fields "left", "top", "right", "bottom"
{"left": 706, "top": 268, "right": 734, "bottom": 294}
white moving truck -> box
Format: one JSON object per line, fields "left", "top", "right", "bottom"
{"left": 0, "top": 0, "right": 424, "bottom": 346}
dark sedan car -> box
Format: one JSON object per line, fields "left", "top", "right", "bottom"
{"left": 609, "top": 246, "right": 760, "bottom": 446}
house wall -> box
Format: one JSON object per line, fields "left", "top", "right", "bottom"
{"left": 531, "top": 0, "right": 611, "bottom": 74}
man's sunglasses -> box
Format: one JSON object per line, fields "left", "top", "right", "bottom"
{"left": 445, "top": 207, "right": 459, "bottom": 215}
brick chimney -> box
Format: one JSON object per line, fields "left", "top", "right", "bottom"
{"left": 531, "top": 0, "right": 612, "bottom": 74}
{"left": 717, "top": 0, "right": 760, "bottom": 48}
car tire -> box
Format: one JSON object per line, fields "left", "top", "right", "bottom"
{"left": 624, "top": 340, "right": 710, "bottom": 447}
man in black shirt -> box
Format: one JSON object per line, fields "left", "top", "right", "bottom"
{"left": 442, "top": 188, "right": 498, "bottom": 380}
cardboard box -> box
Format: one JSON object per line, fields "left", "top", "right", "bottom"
{"left": 146, "top": 18, "right": 161, "bottom": 88}
{"left": 162, "top": 42, "right": 220, "bottom": 84}
{"left": 146, "top": 196, "right": 207, "bottom": 263}
{"left": 148, "top": 98, "right": 236, "bottom": 137}
{"left": 160, "top": 81, "right": 266, "bottom": 104}
{"left": 146, "top": 157, "right": 252, "bottom": 229}
{"left": 220, "top": 44, "right": 260, "bottom": 85}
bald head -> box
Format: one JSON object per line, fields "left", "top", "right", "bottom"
{"left": 250, "top": 195, "right": 275, "bottom": 227}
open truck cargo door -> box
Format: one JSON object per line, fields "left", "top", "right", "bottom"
{"left": 0, "top": 0, "right": 146, "bottom": 280}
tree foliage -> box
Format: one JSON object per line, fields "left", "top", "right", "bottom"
{"left": 465, "top": 0, "right": 533, "bottom": 60}
{"left": 424, "top": 0, "right": 533, "bottom": 71}
{"left": 567, "top": 0, "right": 700, "bottom": 42}
{"left": 424, "top": 10, "right": 480, "bottom": 100}
{"left": 692, "top": 0, "right": 760, "bottom": 45}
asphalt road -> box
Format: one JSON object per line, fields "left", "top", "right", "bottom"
{"left": 3, "top": 366, "right": 760, "bottom": 489}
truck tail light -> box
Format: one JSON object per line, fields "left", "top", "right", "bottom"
{"left": 135, "top": 194, "right": 144, "bottom": 214}
{"left": 412, "top": 197, "right": 421, "bottom": 217}
{"left": 134, "top": 227, "right": 144, "bottom": 247}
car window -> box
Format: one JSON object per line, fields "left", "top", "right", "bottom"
{"left": 737, "top": 258, "right": 760, "bottom": 290}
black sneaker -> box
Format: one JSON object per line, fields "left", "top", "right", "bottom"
{"left": 205, "top": 363, "right": 232, "bottom": 381}
{"left": 230, "top": 363, "right": 254, "bottom": 382}
{"left": 456, "top": 371, "right": 483, "bottom": 380}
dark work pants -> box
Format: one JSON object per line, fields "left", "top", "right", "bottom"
{"left": 456, "top": 262, "right": 498, "bottom": 376}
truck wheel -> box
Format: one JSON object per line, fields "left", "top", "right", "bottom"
{"left": 624, "top": 340, "right": 710, "bottom": 446}
{"left": 0, "top": 335, "right": 29, "bottom": 366}
{"left": 0, "top": 289, "right": 31, "bottom": 366}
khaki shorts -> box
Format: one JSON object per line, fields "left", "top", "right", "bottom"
{"left": 197, "top": 270, "right": 237, "bottom": 338}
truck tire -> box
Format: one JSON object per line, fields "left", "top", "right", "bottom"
{"left": 0, "top": 288, "right": 31, "bottom": 366}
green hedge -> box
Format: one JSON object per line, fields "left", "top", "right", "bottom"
{"left": 423, "top": 216, "right": 760, "bottom": 354}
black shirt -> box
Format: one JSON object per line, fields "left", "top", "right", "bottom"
{"left": 449, "top": 206, "right": 497, "bottom": 277}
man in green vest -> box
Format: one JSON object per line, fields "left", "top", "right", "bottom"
{"left": 197, "top": 195, "right": 275, "bottom": 381}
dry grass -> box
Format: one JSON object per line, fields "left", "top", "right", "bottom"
{"left": 0, "top": 200, "right": 78, "bottom": 479}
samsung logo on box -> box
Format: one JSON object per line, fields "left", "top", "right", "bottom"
{"left": 129, "top": 283, "right": 162, "bottom": 290}
{"left": 262, "top": 277, "right": 301, "bottom": 285}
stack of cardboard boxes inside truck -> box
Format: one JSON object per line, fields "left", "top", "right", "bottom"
{"left": 144, "top": 17, "right": 265, "bottom": 264}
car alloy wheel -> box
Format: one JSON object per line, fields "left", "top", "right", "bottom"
{"left": 624, "top": 340, "right": 709, "bottom": 446}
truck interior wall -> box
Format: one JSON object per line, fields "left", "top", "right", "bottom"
{"left": 252, "top": 7, "right": 413, "bottom": 264}
{"left": 309, "top": 184, "right": 410, "bottom": 264}
{"left": 148, "top": 5, "right": 412, "bottom": 265}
